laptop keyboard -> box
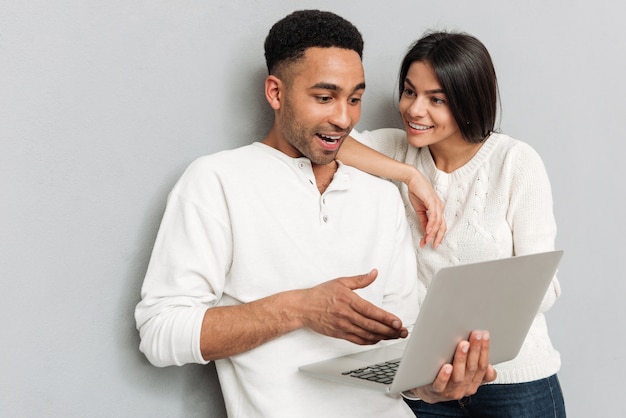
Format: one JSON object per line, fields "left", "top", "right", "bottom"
{"left": 342, "top": 359, "right": 401, "bottom": 385}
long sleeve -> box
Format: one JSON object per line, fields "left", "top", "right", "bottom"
{"left": 505, "top": 142, "right": 560, "bottom": 313}
{"left": 135, "top": 159, "right": 231, "bottom": 367}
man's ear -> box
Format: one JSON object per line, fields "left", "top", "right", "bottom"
{"left": 265, "top": 75, "right": 282, "bottom": 110}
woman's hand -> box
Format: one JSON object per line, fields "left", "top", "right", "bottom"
{"left": 405, "top": 169, "right": 446, "bottom": 248}
{"left": 408, "top": 331, "right": 496, "bottom": 403}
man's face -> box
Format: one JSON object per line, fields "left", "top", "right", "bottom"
{"left": 276, "top": 47, "right": 365, "bottom": 166}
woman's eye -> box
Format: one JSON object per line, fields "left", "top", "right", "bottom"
{"left": 432, "top": 97, "right": 446, "bottom": 105}
{"left": 403, "top": 88, "right": 415, "bottom": 97}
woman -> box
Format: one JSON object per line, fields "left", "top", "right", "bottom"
{"left": 338, "top": 31, "right": 566, "bottom": 417}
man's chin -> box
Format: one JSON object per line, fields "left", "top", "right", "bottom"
{"left": 310, "top": 152, "right": 339, "bottom": 166}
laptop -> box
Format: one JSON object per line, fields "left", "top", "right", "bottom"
{"left": 299, "top": 250, "right": 564, "bottom": 394}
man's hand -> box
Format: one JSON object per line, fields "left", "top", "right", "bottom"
{"left": 200, "top": 269, "right": 407, "bottom": 360}
{"left": 406, "top": 171, "right": 446, "bottom": 249}
{"left": 299, "top": 269, "right": 408, "bottom": 345}
{"left": 408, "top": 331, "right": 496, "bottom": 403}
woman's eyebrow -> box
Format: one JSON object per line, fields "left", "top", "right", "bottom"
{"left": 404, "top": 77, "right": 444, "bottom": 95}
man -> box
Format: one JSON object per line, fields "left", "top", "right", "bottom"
{"left": 135, "top": 10, "right": 494, "bottom": 417}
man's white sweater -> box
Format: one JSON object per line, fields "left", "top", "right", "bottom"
{"left": 135, "top": 142, "right": 420, "bottom": 417}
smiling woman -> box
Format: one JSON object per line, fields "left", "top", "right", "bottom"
{"left": 337, "top": 30, "right": 566, "bottom": 418}
{"left": 398, "top": 61, "right": 483, "bottom": 173}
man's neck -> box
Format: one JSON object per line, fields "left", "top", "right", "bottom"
{"left": 312, "top": 161, "right": 338, "bottom": 194}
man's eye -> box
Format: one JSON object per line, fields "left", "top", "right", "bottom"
{"left": 317, "top": 96, "right": 332, "bottom": 103}
{"left": 349, "top": 97, "right": 361, "bottom": 105}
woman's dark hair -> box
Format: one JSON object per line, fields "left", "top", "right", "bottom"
{"left": 398, "top": 31, "right": 498, "bottom": 143}
{"left": 264, "top": 10, "right": 364, "bottom": 77}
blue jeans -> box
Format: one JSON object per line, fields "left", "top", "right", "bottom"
{"left": 404, "top": 374, "right": 566, "bottom": 418}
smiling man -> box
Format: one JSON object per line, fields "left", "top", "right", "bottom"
{"left": 135, "top": 10, "right": 493, "bottom": 417}
{"left": 263, "top": 45, "right": 366, "bottom": 193}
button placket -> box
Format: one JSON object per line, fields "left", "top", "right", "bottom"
{"left": 296, "top": 159, "right": 316, "bottom": 187}
{"left": 320, "top": 194, "right": 329, "bottom": 224}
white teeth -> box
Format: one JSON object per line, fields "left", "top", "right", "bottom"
{"left": 408, "top": 122, "right": 431, "bottom": 131}
{"left": 319, "top": 134, "right": 341, "bottom": 143}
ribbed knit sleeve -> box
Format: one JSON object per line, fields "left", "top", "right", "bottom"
{"left": 504, "top": 141, "right": 560, "bottom": 313}
{"left": 351, "top": 128, "right": 409, "bottom": 162}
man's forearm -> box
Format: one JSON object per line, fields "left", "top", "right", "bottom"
{"left": 200, "top": 272, "right": 410, "bottom": 360}
{"left": 200, "top": 289, "right": 304, "bottom": 361}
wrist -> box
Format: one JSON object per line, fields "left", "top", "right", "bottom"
{"left": 268, "top": 289, "right": 306, "bottom": 332}
{"left": 402, "top": 164, "right": 423, "bottom": 185}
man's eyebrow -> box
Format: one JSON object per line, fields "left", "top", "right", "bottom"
{"left": 310, "top": 82, "right": 366, "bottom": 93}
{"left": 404, "top": 77, "right": 444, "bottom": 95}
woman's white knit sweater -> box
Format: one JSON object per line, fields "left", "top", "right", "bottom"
{"left": 352, "top": 128, "right": 562, "bottom": 384}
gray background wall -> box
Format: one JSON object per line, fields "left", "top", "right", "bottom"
{"left": 1, "top": 1, "right": 623, "bottom": 417}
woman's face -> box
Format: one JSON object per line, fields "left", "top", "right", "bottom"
{"left": 398, "top": 61, "right": 464, "bottom": 149}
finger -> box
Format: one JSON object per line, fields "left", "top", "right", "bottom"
{"left": 450, "top": 340, "right": 470, "bottom": 383}
{"left": 341, "top": 329, "right": 403, "bottom": 345}
{"left": 426, "top": 201, "right": 442, "bottom": 232}
{"left": 416, "top": 212, "right": 431, "bottom": 248}
{"left": 421, "top": 217, "right": 436, "bottom": 248}
{"left": 349, "top": 300, "right": 406, "bottom": 338}
{"left": 331, "top": 311, "right": 406, "bottom": 344}
{"left": 478, "top": 331, "right": 490, "bottom": 368}
{"left": 464, "top": 331, "right": 483, "bottom": 380}
{"left": 337, "top": 269, "right": 378, "bottom": 291}
{"left": 484, "top": 365, "right": 497, "bottom": 383}
{"left": 421, "top": 206, "right": 446, "bottom": 249}
{"left": 429, "top": 363, "right": 453, "bottom": 393}
{"left": 311, "top": 304, "right": 399, "bottom": 345}
{"left": 433, "top": 220, "right": 447, "bottom": 249}
{"left": 475, "top": 331, "right": 492, "bottom": 383}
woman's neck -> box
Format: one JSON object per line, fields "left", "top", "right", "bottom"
{"left": 429, "top": 139, "right": 485, "bottom": 173}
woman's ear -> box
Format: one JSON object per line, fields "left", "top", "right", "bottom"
{"left": 265, "top": 75, "right": 282, "bottom": 110}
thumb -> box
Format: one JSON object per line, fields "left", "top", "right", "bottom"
{"left": 340, "top": 268, "right": 378, "bottom": 290}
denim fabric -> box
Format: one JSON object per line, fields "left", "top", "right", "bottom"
{"left": 404, "top": 374, "right": 566, "bottom": 418}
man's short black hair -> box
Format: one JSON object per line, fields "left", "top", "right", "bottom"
{"left": 264, "top": 10, "right": 364, "bottom": 76}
